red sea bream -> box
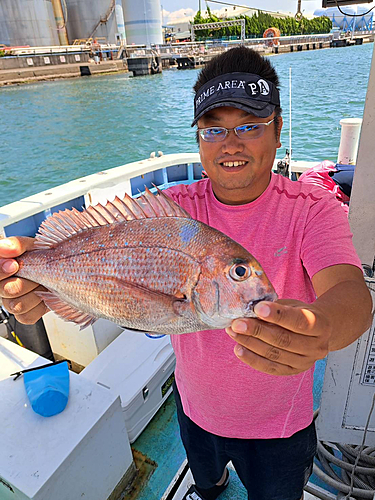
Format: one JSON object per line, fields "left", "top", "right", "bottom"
{"left": 16, "top": 189, "right": 277, "bottom": 334}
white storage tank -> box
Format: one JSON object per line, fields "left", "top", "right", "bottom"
{"left": 314, "top": 6, "right": 362, "bottom": 30}
{"left": 313, "top": 8, "right": 325, "bottom": 17}
{"left": 0, "top": 0, "right": 59, "bottom": 47}
{"left": 122, "top": 0, "right": 163, "bottom": 46}
{"left": 65, "top": 0, "right": 124, "bottom": 44}
{"left": 356, "top": 5, "right": 374, "bottom": 29}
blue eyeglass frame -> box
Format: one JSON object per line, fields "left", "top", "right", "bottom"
{"left": 198, "top": 117, "right": 276, "bottom": 142}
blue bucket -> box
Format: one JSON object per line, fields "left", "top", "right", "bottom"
{"left": 23, "top": 361, "right": 70, "bottom": 417}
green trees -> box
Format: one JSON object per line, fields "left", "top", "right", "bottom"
{"left": 192, "top": 10, "right": 332, "bottom": 40}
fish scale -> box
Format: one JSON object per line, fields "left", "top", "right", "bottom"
{"left": 16, "top": 189, "right": 277, "bottom": 333}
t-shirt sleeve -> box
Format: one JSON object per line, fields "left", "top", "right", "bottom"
{"left": 301, "top": 193, "right": 362, "bottom": 278}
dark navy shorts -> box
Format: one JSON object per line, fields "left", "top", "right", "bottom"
{"left": 173, "top": 381, "right": 317, "bottom": 500}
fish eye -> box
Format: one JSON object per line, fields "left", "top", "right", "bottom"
{"left": 229, "top": 264, "right": 251, "bottom": 281}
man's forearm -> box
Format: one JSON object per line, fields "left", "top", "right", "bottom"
{"left": 313, "top": 279, "right": 373, "bottom": 351}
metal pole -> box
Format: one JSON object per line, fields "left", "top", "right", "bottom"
{"left": 351, "top": 13, "right": 356, "bottom": 41}
{"left": 289, "top": 67, "right": 292, "bottom": 179}
{"left": 51, "top": 0, "right": 69, "bottom": 45}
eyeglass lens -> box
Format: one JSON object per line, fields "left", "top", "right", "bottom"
{"left": 201, "top": 123, "right": 266, "bottom": 142}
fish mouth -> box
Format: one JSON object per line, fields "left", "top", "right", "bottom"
{"left": 246, "top": 294, "right": 277, "bottom": 316}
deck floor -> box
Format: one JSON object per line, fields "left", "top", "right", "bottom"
{"left": 127, "top": 359, "right": 329, "bottom": 500}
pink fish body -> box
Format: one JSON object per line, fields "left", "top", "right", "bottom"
{"left": 16, "top": 189, "right": 277, "bottom": 334}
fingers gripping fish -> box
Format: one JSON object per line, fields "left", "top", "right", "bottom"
{"left": 15, "top": 188, "right": 277, "bottom": 334}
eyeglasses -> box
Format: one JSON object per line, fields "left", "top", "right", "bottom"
{"left": 198, "top": 118, "right": 276, "bottom": 142}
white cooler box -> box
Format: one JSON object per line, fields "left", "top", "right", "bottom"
{"left": 81, "top": 329, "right": 176, "bottom": 442}
{"left": 0, "top": 337, "right": 134, "bottom": 500}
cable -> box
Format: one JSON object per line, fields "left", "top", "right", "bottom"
{"left": 204, "top": 0, "right": 284, "bottom": 18}
{"left": 334, "top": 0, "right": 375, "bottom": 18}
{"left": 312, "top": 397, "right": 375, "bottom": 500}
{"left": 205, "top": 0, "right": 257, "bottom": 9}
{"left": 0, "top": 306, "right": 24, "bottom": 348}
{"left": 344, "top": 392, "right": 375, "bottom": 499}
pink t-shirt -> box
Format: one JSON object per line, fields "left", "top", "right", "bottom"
{"left": 164, "top": 173, "right": 362, "bottom": 439}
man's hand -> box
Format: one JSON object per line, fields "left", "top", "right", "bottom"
{"left": 226, "top": 300, "right": 331, "bottom": 376}
{"left": 226, "top": 265, "right": 373, "bottom": 376}
{"left": 0, "top": 237, "right": 48, "bottom": 324}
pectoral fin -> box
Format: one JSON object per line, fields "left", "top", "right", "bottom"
{"left": 35, "top": 290, "right": 97, "bottom": 330}
{"left": 97, "top": 276, "right": 194, "bottom": 327}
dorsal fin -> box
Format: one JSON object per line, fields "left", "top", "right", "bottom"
{"left": 34, "top": 188, "right": 191, "bottom": 249}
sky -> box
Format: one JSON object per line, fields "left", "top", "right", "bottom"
{"left": 161, "top": 0, "right": 324, "bottom": 22}
{"left": 161, "top": 1, "right": 375, "bottom": 23}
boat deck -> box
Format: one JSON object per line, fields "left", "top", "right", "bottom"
{"left": 126, "top": 359, "right": 328, "bottom": 500}
{"left": 0, "top": 154, "right": 339, "bottom": 499}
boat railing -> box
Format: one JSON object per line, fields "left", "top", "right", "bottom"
{"left": 0, "top": 153, "right": 202, "bottom": 238}
{"left": 0, "top": 152, "right": 318, "bottom": 239}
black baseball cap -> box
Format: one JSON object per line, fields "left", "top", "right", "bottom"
{"left": 192, "top": 72, "right": 280, "bottom": 126}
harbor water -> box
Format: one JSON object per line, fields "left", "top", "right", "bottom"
{"left": 0, "top": 43, "right": 373, "bottom": 207}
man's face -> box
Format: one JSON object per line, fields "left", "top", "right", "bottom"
{"left": 198, "top": 107, "right": 283, "bottom": 205}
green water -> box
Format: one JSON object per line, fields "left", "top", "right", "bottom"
{"left": 0, "top": 43, "right": 373, "bottom": 207}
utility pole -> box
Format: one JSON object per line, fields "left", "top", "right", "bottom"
{"left": 199, "top": 0, "right": 201, "bottom": 12}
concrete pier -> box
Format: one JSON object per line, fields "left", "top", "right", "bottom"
{"left": 273, "top": 40, "right": 331, "bottom": 53}
{"left": 175, "top": 55, "right": 212, "bottom": 69}
{"left": 126, "top": 56, "right": 162, "bottom": 76}
{"left": 0, "top": 59, "right": 128, "bottom": 86}
{"left": 271, "top": 35, "right": 367, "bottom": 54}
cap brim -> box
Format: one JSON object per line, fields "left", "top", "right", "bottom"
{"left": 191, "top": 99, "right": 276, "bottom": 127}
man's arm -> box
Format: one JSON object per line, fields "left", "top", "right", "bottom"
{"left": 312, "top": 264, "right": 372, "bottom": 351}
{"left": 226, "top": 264, "right": 373, "bottom": 375}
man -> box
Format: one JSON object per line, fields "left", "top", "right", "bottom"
{"left": 0, "top": 47, "right": 372, "bottom": 500}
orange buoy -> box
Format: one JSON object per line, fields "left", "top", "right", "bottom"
{"left": 263, "top": 27, "right": 281, "bottom": 47}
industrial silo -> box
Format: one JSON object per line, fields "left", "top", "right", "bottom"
{"left": 0, "top": 0, "right": 60, "bottom": 47}
{"left": 122, "top": 0, "right": 163, "bottom": 46}
{"left": 64, "top": 0, "right": 125, "bottom": 44}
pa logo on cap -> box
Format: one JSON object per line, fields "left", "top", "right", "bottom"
{"left": 245, "top": 79, "right": 270, "bottom": 98}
